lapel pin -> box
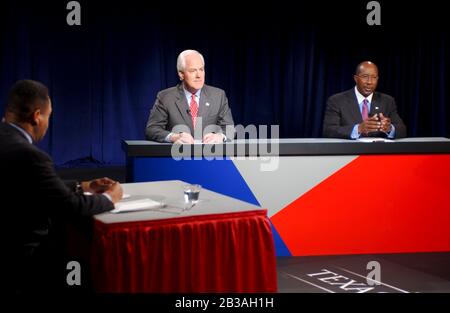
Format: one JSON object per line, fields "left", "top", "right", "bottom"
{"left": 205, "top": 102, "right": 210, "bottom": 107}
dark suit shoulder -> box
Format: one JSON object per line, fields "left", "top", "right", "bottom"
{"left": 327, "top": 89, "right": 355, "bottom": 102}
{"left": 8, "top": 137, "right": 50, "bottom": 163}
{"left": 0, "top": 123, "right": 50, "bottom": 163}
{"left": 373, "top": 91, "right": 395, "bottom": 102}
{"left": 156, "top": 86, "right": 180, "bottom": 102}
{"left": 157, "top": 86, "right": 179, "bottom": 97}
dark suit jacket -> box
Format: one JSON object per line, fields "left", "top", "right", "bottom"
{"left": 0, "top": 122, "right": 114, "bottom": 292}
{"left": 145, "top": 84, "right": 234, "bottom": 142}
{"left": 322, "top": 88, "right": 407, "bottom": 139}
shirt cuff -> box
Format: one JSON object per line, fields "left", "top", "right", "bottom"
{"left": 387, "top": 124, "right": 396, "bottom": 139}
{"left": 165, "top": 133, "right": 173, "bottom": 143}
{"left": 351, "top": 124, "right": 361, "bottom": 139}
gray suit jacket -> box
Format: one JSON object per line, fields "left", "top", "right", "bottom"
{"left": 322, "top": 89, "right": 407, "bottom": 139}
{"left": 145, "top": 84, "right": 234, "bottom": 142}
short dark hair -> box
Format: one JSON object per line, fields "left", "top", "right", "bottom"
{"left": 6, "top": 79, "right": 49, "bottom": 122}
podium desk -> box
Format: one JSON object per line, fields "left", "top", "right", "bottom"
{"left": 122, "top": 138, "right": 450, "bottom": 256}
{"left": 91, "top": 180, "right": 277, "bottom": 292}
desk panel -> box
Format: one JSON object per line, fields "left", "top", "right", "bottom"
{"left": 123, "top": 139, "right": 450, "bottom": 256}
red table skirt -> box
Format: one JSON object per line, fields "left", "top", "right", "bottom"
{"left": 91, "top": 210, "right": 277, "bottom": 292}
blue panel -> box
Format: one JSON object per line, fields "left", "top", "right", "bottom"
{"left": 270, "top": 222, "right": 292, "bottom": 257}
{"left": 133, "top": 157, "right": 260, "bottom": 206}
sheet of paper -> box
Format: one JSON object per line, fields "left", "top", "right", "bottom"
{"left": 111, "top": 198, "right": 164, "bottom": 213}
{"left": 356, "top": 137, "right": 394, "bottom": 143}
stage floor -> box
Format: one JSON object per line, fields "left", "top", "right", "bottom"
{"left": 277, "top": 252, "right": 450, "bottom": 293}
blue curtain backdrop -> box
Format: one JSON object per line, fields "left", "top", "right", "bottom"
{"left": 1, "top": 0, "right": 448, "bottom": 165}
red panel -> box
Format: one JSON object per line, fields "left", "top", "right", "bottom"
{"left": 271, "top": 155, "right": 450, "bottom": 256}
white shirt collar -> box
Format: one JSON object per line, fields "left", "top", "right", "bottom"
{"left": 183, "top": 87, "right": 201, "bottom": 99}
{"left": 354, "top": 86, "right": 373, "bottom": 104}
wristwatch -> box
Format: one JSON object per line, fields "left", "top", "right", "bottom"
{"left": 75, "top": 181, "right": 83, "bottom": 194}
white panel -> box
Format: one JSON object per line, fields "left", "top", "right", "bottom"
{"left": 231, "top": 155, "right": 358, "bottom": 217}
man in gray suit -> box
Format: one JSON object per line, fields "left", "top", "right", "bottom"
{"left": 145, "top": 50, "right": 234, "bottom": 143}
{"left": 323, "top": 61, "right": 406, "bottom": 139}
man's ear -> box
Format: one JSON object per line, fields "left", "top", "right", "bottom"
{"left": 30, "top": 108, "right": 41, "bottom": 126}
{"left": 353, "top": 75, "right": 358, "bottom": 84}
{"left": 178, "top": 71, "right": 184, "bottom": 81}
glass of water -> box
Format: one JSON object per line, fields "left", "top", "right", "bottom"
{"left": 183, "top": 184, "right": 201, "bottom": 210}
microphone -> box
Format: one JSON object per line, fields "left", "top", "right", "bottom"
{"left": 186, "top": 108, "right": 191, "bottom": 116}
{"left": 369, "top": 105, "right": 387, "bottom": 138}
{"left": 373, "top": 106, "right": 381, "bottom": 120}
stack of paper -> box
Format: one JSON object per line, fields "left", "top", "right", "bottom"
{"left": 111, "top": 198, "right": 164, "bottom": 213}
{"left": 356, "top": 137, "right": 394, "bottom": 143}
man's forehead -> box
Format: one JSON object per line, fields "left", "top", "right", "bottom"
{"left": 360, "top": 66, "right": 377, "bottom": 73}
{"left": 186, "top": 55, "right": 203, "bottom": 63}
{"left": 185, "top": 64, "right": 205, "bottom": 71}
{"left": 186, "top": 65, "right": 204, "bottom": 69}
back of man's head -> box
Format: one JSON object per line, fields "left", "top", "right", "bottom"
{"left": 6, "top": 79, "right": 49, "bottom": 123}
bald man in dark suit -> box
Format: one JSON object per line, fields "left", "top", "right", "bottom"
{"left": 323, "top": 61, "right": 406, "bottom": 139}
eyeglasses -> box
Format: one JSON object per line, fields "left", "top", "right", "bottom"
{"left": 357, "top": 75, "right": 379, "bottom": 82}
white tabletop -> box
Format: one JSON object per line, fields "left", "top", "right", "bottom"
{"left": 94, "top": 180, "right": 263, "bottom": 224}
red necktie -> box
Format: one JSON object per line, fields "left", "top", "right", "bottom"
{"left": 362, "top": 98, "right": 369, "bottom": 120}
{"left": 190, "top": 94, "right": 198, "bottom": 128}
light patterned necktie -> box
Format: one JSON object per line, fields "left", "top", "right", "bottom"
{"left": 190, "top": 93, "right": 198, "bottom": 128}
{"left": 362, "top": 98, "right": 369, "bottom": 120}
